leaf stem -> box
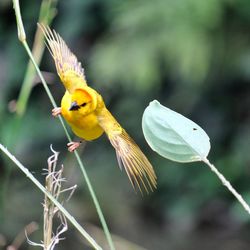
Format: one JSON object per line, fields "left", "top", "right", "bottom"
{"left": 203, "top": 158, "right": 250, "bottom": 214}
{"left": 0, "top": 144, "right": 102, "bottom": 250}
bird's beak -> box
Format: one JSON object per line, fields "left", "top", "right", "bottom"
{"left": 69, "top": 101, "right": 80, "bottom": 111}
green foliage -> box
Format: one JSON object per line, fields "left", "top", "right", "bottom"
{"left": 90, "top": 0, "right": 223, "bottom": 89}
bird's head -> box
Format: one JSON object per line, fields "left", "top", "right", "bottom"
{"left": 69, "top": 88, "right": 97, "bottom": 116}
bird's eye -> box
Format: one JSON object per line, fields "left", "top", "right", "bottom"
{"left": 81, "top": 102, "right": 87, "bottom": 107}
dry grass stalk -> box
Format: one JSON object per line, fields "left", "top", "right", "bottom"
{"left": 27, "top": 146, "right": 76, "bottom": 249}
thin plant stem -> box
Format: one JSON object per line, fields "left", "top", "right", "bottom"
{"left": 0, "top": 144, "right": 102, "bottom": 250}
{"left": 13, "top": 0, "right": 26, "bottom": 42}
{"left": 203, "top": 158, "right": 250, "bottom": 214}
{"left": 43, "top": 147, "right": 72, "bottom": 249}
{"left": 13, "top": 1, "right": 115, "bottom": 249}
{"left": 44, "top": 157, "right": 54, "bottom": 249}
{"left": 16, "top": 0, "right": 57, "bottom": 115}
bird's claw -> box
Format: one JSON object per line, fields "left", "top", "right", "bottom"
{"left": 67, "top": 141, "right": 82, "bottom": 152}
{"left": 52, "top": 107, "right": 62, "bottom": 117}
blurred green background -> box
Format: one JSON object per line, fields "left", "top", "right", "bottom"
{"left": 1, "top": 0, "right": 250, "bottom": 249}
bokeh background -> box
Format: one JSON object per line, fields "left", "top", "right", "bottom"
{"left": 1, "top": 0, "right": 250, "bottom": 249}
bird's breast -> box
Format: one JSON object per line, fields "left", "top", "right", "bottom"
{"left": 61, "top": 93, "right": 104, "bottom": 141}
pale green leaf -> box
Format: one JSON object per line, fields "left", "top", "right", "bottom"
{"left": 142, "top": 100, "right": 210, "bottom": 162}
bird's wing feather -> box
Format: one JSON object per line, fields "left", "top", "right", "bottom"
{"left": 98, "top": 108, "right": 157, "bottom": 193}
{"left": 38, "top": 23, "right": 85, "bottom": 82}
{"left": 109, "top": 130, "right": 157, "bottom": 193}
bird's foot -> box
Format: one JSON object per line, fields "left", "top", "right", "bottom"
{"left": 67, "top": 141, "right": 82, "bottom": 152}
{"left": 52, "top": 107, "right": 62, "bottom": 117}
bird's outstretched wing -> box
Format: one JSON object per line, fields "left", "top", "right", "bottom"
{"left": 98, "top": 109, "right": 157, "bottom": 193}
{"left": 109, "top": 130, "right": 157, "bottom": 193}
{"left": 38, "top": 23, "right": 86, "bottom": 83}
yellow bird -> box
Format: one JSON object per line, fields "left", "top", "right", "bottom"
{"left": 39, "top": 24, "right": 157, "bottom": 193}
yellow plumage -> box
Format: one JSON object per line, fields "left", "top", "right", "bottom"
{"left": 61, "top": 88, "right": 104, "bottom": 140}
{"left": 39, "top": 24, "right": 157, "bottom": 192}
